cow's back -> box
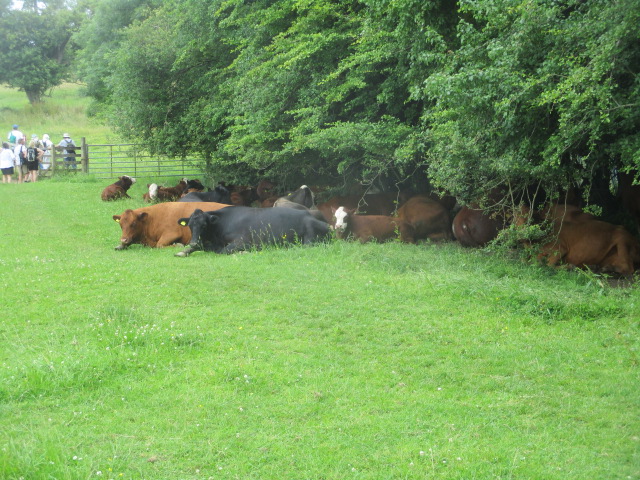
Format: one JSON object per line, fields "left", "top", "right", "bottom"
{"left": 214, "top": 206, "right": 329, "bottom": 248}
{"left": 552, "top": 220, "right": 640, "bottom": 275}
{"left": 398, "top": 195, "right": 452, "bottom": 241}
{"left": 452, "top": 206, "right": 504, "bottom": 247}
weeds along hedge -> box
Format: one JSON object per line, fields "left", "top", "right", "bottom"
{"left": 0, "top": 178, "right": 638, "bottom": 480}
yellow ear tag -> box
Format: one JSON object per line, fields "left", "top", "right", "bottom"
{"left": 179, "top": 220, "right": 187, "bottom": 226}
{"left": 115, "top": 219, "right": 120, "bottom": 223}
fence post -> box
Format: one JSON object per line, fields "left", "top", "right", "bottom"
{"left": 50, "top": 145, "right": 57, "bottom": 174}
{"left": 81, "top": 137, "right": 88, "bottom": 173}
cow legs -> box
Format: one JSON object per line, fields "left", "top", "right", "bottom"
{"left": 601, "top": 242, "right": 634, "bottom": 276}
{"left": 175, "top": 245, "right": 197, "bottom": 257}
{"left": 540, "top": 241, "right": 566, "bottom": 267}
{"left": 221, "top": 241, "right": 246, "bottom": 254}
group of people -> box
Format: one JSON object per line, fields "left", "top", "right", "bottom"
{"left": 0, "top": 125, "right": 77, "bottom": 184}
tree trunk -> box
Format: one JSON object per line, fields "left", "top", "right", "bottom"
{"left": 25, "top": 89, "right": 42, "bottom": 105}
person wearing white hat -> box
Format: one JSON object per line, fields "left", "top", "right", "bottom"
{"left": 41, "top": 134, "right": 53, "bottom": 170}
{"left": 58, "top": 133, "right": 77, "bottom": 169}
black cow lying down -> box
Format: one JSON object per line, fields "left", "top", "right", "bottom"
{"left": 179, "top": 184, "right": 232, "bottom": 205}
{"left": 175, "top": 206, "right": 330, "bottom": 256}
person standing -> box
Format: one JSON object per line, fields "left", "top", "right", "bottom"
{"left": 7, "top": 125, "right": 24, "bottom": 148}
{"left": 41, "top": 134, "right": 53, "bottom": 170}
{"left": 1, "top": 142, "right": 15, "bottom": 183}
{"left": 13, "top": 137, "right": 27, "bottom": 183}
{"left": 58, "top": 133, "right": 77, "bottom": 169}
{"left": 26, "top": 134, "right": 44, "bottom": 183}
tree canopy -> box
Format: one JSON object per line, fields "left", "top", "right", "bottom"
{"left": 0, "top": 1, "right": 80, "bottom": 104}
{"left": 72, "top": 0, "right": 640, "bottom": 201}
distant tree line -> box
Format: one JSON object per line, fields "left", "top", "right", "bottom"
{"left": 2, "top": 0, "right": 639, "bottom": 206}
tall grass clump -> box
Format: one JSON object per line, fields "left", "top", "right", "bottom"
{"left": 0, "top": 181, "right": 639, "bottom": 480}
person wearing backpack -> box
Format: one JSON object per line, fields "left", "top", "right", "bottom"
{"left": 7, "top": 125, "right": 24, "bottom": 148}
{"left": 26, "top": 134, "right": 44, "bottom": 183}
{"left": 58, "top": 133, "right": 77, "bottom": 169}
{"left": 13, "top": 137, "right": 27, "bottom": 183}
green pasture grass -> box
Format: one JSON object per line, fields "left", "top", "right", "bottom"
{"left": 0, "top": 180, "right": 639, "bottom": 480}
{"left": 0, "top": 83, "right": 115, "bottom": 144}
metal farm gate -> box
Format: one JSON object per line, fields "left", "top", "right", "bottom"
{"left": 46, "top": 138, "right": 203, "bottom": 179}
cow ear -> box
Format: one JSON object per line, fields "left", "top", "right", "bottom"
{"left": 113, "top": 215, "right": 121, "bottom": 223}
{"left": 178, "top": 217, "right": 189, "bottom": 226}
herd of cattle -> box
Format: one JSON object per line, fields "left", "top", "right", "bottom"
{"left": 102, "top": 174, "right": 640, "bottom": 276}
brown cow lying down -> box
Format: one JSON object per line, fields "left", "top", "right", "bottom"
{"left": 540, "top": 219, "right": 640, "bottom": 276}
{"left": 317, "top": 192, "right": 402, "bottom": 223}
{"left": 452, "top": 205, "right": 505, "bottom": 247}
{"left": 397, "top": 195, "right": 452, "bottom": 242}
{"left": 332, "top": 206, "right": 415, "bottom": 244}
{"left": 540, "top": 203, "right": 596, "bottom": 223}
{"left": 101, "top": 175, "right": 136, "bottom": 201}
{"left": 112, "top": 201, "right": 228, "bottom": 250}
{"left": 143, "top": 179, "right": 189, "bottom": 202}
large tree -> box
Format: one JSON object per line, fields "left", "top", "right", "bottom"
{"left": 0, "top": 1, "right": 80, "bottom": 104}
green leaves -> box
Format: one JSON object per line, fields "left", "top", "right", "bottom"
{"left": 77, "top": 0, "right": 640, "bottom": 200}
{"left": 424, "top": 0, "right": 640, "bottom": 201}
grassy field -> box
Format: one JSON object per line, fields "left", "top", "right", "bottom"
{"left": 0, "top": 83, "right": 114, "bottom": 144}
{"left": 0, "top": 179, "right": 639, "bottom": 480}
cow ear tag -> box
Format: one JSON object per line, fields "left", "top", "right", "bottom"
{"left": 115, "top": 218, "right": 120, "bottom": 223}
{"left": 179, "top": 220, "right": 187, "bottom": 226}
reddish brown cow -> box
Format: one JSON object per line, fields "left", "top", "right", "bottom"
{"left": 317, "top": 193, "right": 401, "bottom": 223}
{"left": 540, "top": 219, "right": 640, "bottom": 276}
{"left": 541, "top": 203, "right": 596, "bottom": 224}
{"left": 154, "top": 179, "right": 189, "bottom": 201}
{"left": 332, "top": 206, "right": 415, "bottom": 244}
{"left": 397, "top": 195, "right": 452, "bottom": 241}
{"left": 452, "top": 206, "right": 505, "bottom": 247}
{"left": 112, "top": 201, "right": 228, "bottom": 250}
{"left": 229, "top": 187, "right": 259, "bottom": 206}
{"left": 101, "top": 175, "right": 136, "bottom": 201}
{"left": 256, "top": 179, "right": 277, "bottom": 201}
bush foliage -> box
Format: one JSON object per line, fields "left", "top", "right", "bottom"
{"left": 68, "top": 0, "right": 640, "bottom": 200}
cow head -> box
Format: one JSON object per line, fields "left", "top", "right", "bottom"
{"left": 286, "top": 185, "right": 315, "bottom": 209}
{"left": 185, "top": 178, "right": 205, "bottom": 192}
{"left": 146, "top": 183, "right": 158, "bottom": 200}
{"left": 113, "top": 210, "right": 149, "bottom": 250}
{"left": 332, "top": 206, "right": 352, "bottom": 236}
{"left": 120, "top": 175, "right": 136, "bottom": 188}
{"left": 176, "top": 209, "right": 220, "bottom": 257}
